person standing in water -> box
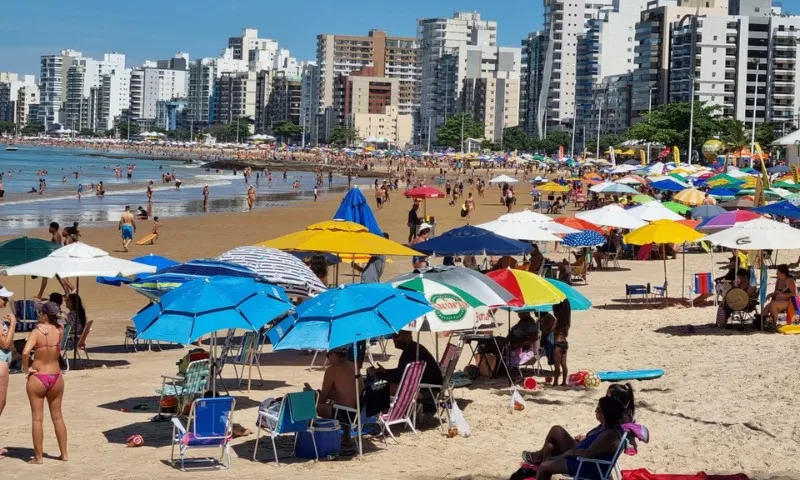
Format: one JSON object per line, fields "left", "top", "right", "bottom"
{"left": 247, "top": 185, "right": 256, "bottom": 211}
{"left": 202, "top": 184, "right": 209, "bottom": 212}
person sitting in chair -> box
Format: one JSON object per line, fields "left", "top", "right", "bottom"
{"left": 521, "top": 396, "right": 626, "bottom": 480}
{"left": 760, "top": 264, "right": 796, "bottom": 329}
{"left": 368, "top": 331, "right": 442, "bottom": 403}
{"left": 718, "top": 268, "right": 757, "bottom": 328}
{"left": 313, "top": 348, "right": 362, "bottom": 447}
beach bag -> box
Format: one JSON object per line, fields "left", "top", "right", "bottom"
{"left": 449, "top": 401, "right": 471, "bottom": 437}
{"left": 509, "top": 388, "right": 525, "bottom": 412}
{"left": 256, "top": 397, "right": 281, "bottom": 430}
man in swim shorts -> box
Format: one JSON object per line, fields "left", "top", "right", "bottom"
{"left": 119, "top": 205, "right": 136, "bottom": 252}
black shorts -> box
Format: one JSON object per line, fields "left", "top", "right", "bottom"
{"left": 336, "top": 408, "right": 356, "bottom": 426}
{"left": 376, "top": 197, "right": 383, "bottom": 206}
{"left": 554, "top": 340, "right": 569, "bottom": 352}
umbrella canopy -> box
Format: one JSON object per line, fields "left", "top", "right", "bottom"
{"left": 476, "top": 218, "right": 562, "bottom": 242}
{"left": 555, "top": 217, "right": 605, "bottom": 234}
{"left": 96, "top": 254, "right": 179, "bottom": 286}
{"left": 387, "top": 266, "right": 514, "bottom": 307}
{"left": 537, "top": 182, "right": 570, "bottom": 192}
{"left": 596, "top": 183, "right": 638, "bottom": 195}
{"left": 486, "top": 268, "right": 566, "bottom": 308}
{"left": 488, "top": 174, "right": 518, "bottom": 184}
{"left": 673, "top": 188, "right": 707, "bottom": 206}
{"left": 617, "top": 175, "right": 647, "bottom": 186}
{"left": 267, "top": 284, "right": 433, "bottom": 351}
{"left": 0, "top": 237, "right": 61, "bottom": 267}
{"left": 133, "top": 277, "right": 293, "bottom": 345}
{"left": 333, "top": 187, "right": 383, "bottom": 235}
{"left": 768, "top": 165, "right": 791, "bottom": 174}
{"left": 707, "top": 187, "right": 739, "bottom": 197}
{"left": 1, "top": 242, "right": 157, "bottom": 278}
{"left": 691, "top": 205, "right": 726, "bottom": 220}
{"left": 702, "top": 217, "right": 800, "bottom": 250}
{"left": 530, "top": 278, "right": 592, "bottom": 312}
{"left": 257, "top": 220, "right": 421, "bottom": 256}
{"left": 217, "top": 246, "right": 327, "bottom": 298}
{"left": 631, "top": 194, "right": 655, "bottom": 204}
{"left": 404, "top": 186, "right": 447, "bottom": 199}
{"left": 719, "top": 198, "right": 754, "bottom": 210}
{"left": 562, "top": 231, "right": 607, "bottom": 248}
{"left": 577, "top": 205, "right": 647, "bottom": 229}
{"left": 650, "top": 178, "right": 689, "bottom": 192}
{"left": 751, "top": 200, "right": 800, "bottom": 220}
{"left": 627, "top": 202, "right": 685, "bottom": 222}
{"left": 494, "top": 210, "right": 579, "bottom": 234}
{"left": 129, "top": 259, "right": 262, "bottom": 300}
{"left": 624, "top": 219, "right": 705, "bottom": 245}
{"left": 392, "top": 277, "right": 485, "bottom": 332}
{"left": 412, "top": 225, "right": 532, "bottom": 256}
{"left": 662, "top": 201, "right": 692, "bottom": 215}
{"left": 697, "top": 209, "right": 760, "bottom": 231}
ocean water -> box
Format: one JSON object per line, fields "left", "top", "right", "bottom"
{"left": 0, "top": 146, "right": 359, "bottom": 234}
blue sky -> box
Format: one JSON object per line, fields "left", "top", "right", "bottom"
{"left": 1, "top": 0, "right": 543, "bottom": 75}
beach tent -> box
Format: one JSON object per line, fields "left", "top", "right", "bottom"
{"left": 333, "top": 187, "right": 383, "bottom": 235}
{"left": 489, "top": 174, "right": 519, "bottom": 184}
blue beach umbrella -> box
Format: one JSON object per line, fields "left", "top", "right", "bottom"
{"left": 561, "top": 230, "right": 606, "bottom": 248}
{"left": 412, "top": 225, "right": 533, "bottom": 256}
{"left": 96, "top": 254, "right": 179, "bottom": 286}
{"left": 707, "top": 187, "right": 739, "bottom": 198}
{"left": 751, "top": 200, "right": 800, "bottom": 220}
{"left": 334, "top": 187, "right": 383, "bottom": 235}
{"left": 650, "top": 178, "right": 689, "bottom": 192}
{"left": 691, "top": 205, "right": 726, "bottom": 220}
{"left": 129, "top": 259, "right": 261, "bottom": 300}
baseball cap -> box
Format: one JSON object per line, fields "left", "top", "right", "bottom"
{"left": 0, "top": 286, "right": 13, "bottom": 298}
{"left": 38, "top": 301, "right": 61, "bottom": 318}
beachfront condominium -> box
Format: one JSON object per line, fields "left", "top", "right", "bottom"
{"left": 187, "top": 48, "right": 249, "bottom": 127}
{"left": 299, "top": 63, "right": 319, "bottom": 143}
{"left": 417, "top": 12, "right": 498, "bottom": 138}
{"left": 38, "top": 49, "right": 86, "bottom": 131}
{"left": 61, "top": 53, "right": 128, "bottom": 133}
{"left": 228, "top": 28, "right": 279, "bottom": 71}
{"left": 520, "top": 0, "right": 616, "bottom": 139}
{"left": 265, "top": 71, "right": 302, "bottom": 131}
{"left": 212, "top": 70, "right": 257, "bottom": 130}
{"left": 0, "top": 73, "right": 39, "bottom": 129}
{"left": 316, "top": 29, "right": 420, "bottom": 140}
{"left": 128, "top": 55, "right": 189, "bottom": 125}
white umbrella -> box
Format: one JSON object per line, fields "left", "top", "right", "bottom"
{"left": 216, "top": 246, "right": 326, "bottom": 298}
{"left": 702, "top": 218, "right": 800, "bottom": 250}
{"left": 627, "top": 202, "right": 684, "bottom": 222}
{"left": 576, "top": 205, "right": 646, "bottom": 230}
{"left": 596, "top": 183, "right": 638, "bottom": 195}
{"left": 477, "top": 219, "right": 563, "bottom": 242}
{"left": 589, "top": 182, "right": 614, "bottom": 193}
{"left": 497, "top": 210, "right": 580, "bottom": 234}
{"left": 391, "top": 277, "right": 485, "bottom": 332}
{"left": 489, "top": 174, "right": 518, "bottom": 184}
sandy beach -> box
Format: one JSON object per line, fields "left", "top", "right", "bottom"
{"left": 0, "top": 180, "right": 798, "bottom": 480}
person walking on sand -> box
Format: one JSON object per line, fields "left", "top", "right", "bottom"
{"left": 22, "top": 301, "right": 68, "bottom": 464}
{"left": 0, "top": 286, "right": 18, "bottom": 446}
{"left": 247, "top": 185, "right": 256, "bottom": 211}
{"left": 146, "top": 180, "right": 153, "bottom": 203}
{"left": 119, "top": 206, "right": 136, "bottom": 252}
{"left": 202, "top": 184, "right": 209, "bottom": 212}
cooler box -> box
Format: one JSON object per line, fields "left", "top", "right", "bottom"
{"left": 295, "top": 419, "right": 341, "bottom": 459}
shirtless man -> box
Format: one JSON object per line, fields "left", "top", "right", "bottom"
{"left": 246, "top": 185, "right": 256, "bottom": 211}
{"left": 202, "top": 185, "right": 209, "bottom": 212}
{"left": 119, "top": 206, "right": 136, "bottom": 252}
{"left": 313, "top": 349, "right": 362, "bottom": 446}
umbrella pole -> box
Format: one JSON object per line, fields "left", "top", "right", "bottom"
{"left": 211, "top": 332, "right": 217, "bottom": 395}
{"left": 247, "top": 337, "right": 255, "bottom": 394}
{"left": 73, "top": 277, "right": 80, "bottom": 366}
{"left": 353, "top": 340, "right": 363, "bottom": 458}
{"left": 682, "top": 243, "right": 686, "bottom": 301}
{"left": 662, "top": 251, "right": 668, "bottom": 307}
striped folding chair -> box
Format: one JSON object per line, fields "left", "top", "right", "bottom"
{"left": 377, "top": 360, "right": 426, "bottom": 445}
{"left": 690, "top": 272, "right": 716, "bottom": 307}
{"left": 156, "top": 359, "right": 211, "bottom": 417}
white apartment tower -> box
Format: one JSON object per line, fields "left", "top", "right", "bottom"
{"left": 129, "top": 58, "right": 188, "bottom": 122}
{"left": 0, "top": 73, "right": 39, "bottom": 128}
{"left": 228, "top": 28, "right": 279, "bottom": 68}
{"left": 38, "top": 49, "right": 84, "bottom": 131}
{"left": 63, "top": 53, "right": 127, "bottom": 132}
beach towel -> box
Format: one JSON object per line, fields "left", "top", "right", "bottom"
{"left": 622, "top": 469, "right": 749, "bottom": 480}
{"left": 787, "top": 296, "right": 800, "bottom": 325}
{"left": 637, "top": 244, "right": 654, "bottom": 261}
{"left": 694, "top": 273, "right": 713, "bottom": 295}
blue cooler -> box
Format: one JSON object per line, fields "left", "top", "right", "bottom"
{"left": 296, "top": 419, "right": 341, "bottom": 459}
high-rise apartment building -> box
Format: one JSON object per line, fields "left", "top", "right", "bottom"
{"left": 128, "top": 58, "right": 188, "bottom": 122}
{"left": 228, "top": 28, "right": 279, "bottom": 66}
{"left": 38, "top": 49, "right": 85, "bottom": 131}
{"left": 187, "top": 49, "right": 249, "bottom": 126}
{"left": 63, "top": 53, "right": 127, "bottom": 132}
{"left": 266, "top": 71, "right": 302, "bottom": 130}
{"left": 316, "top": 29, "right": 420, "bottom": 121}
{"left": 213, "top": 71, "right": 257, "bottom": 128}
{"left": 520, "top": 32, "right": 548, "bottom": 137}
{"left": 462, "top": 75, "right": 521, "bottom": 143}
{"left": 299, "top": 63, "right": 319, "bottom": 141}
{"left": 0, "top": 73, "right": 39, "bottom": 128}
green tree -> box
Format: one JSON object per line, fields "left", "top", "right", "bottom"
{"left": 116, "top": 120, "right": 140, "bottom": 140}
{"left": 166, "top": 130, "right": 192, "bottom": 141}
{"left": 624, "top": 101, "right": 721, "bottom": 157}
{"left": 754, "top": 122, "right": 777, "bottom": 147}
{"left": 328, "top": 126, "right": 359, "bottom": 146}
{"left": 227, "top": 117, "right": 253, "bottom": 143}
{"left": 21, "top": 122, "right": 44, "bottom": 136}
{"left": 272, "top": 121, "right": 303, "bottom": 143}
{"left": 436, "top": 113, "right": 484, "bottom": 149}
{"left": 0, "top": 121, "right": 17, "bottom": 135}
{"left": 538, "top": 131, "right": 572, "bottom": 155}
{"left": 585, "top": 134, "right": 622, "bottom": 153}
{"left": 209, "top": 124, "right": 230, "bottom": 142}
{"left": 501, "top": 126, "right": 530, "bottom": 151}
{"left": 720, "top": 118, "right": 749, "bottom": 168}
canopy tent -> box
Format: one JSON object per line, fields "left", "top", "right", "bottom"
{"left": 488, "top": 174, "right": 518, "bottom": 184}
{"left": 333, "top": 187, "right": 383, "bottom": 235}
{"left": 576, "top": 204, "right": 646, "bottom": 230}
{"left": 411, "top": 225, "right": 533, "bottom": 256}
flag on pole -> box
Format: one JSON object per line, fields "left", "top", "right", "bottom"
{"left": 674, "top": 146, "right": 681, "bottom": 166}
{"left": 640, "top": 149, "right": 646, "bottom": 166}
{"left": 609, "top": 146, "right": 616, "bottom": 167}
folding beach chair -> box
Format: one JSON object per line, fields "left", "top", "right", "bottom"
{"left": 568, "top": 431, "right": 628, "bottom": 480}
{"left": 376, "top": 361, "right": 426, "bottom": 444}
{"left": 156, "top": 359, "right": 211, "bottom": 416}
{"left": 212, "top": 329, "right": 237, "bottom": 395}
{"left": 230, "top": 331, "right": 265, "bottom": 388}
{"left": 421, "top": 342, "right": 464, "bottom": 428}
{"left": 651, "top": 282, "right": 667, "bottom": 301}
{"left": 569, "top": 262, "right": 588, "bottom": 285}
{"left": 170, "top": 396, "right": 235, "bottom": 471}
{"left": 689, "top": 273, "right": 716, "bottom": 307}
{"left": 59, "top": 323, "right": 72, "bottom": 372}
{"left": 69, "top": 320, "right": 93, "bottom": 365}
{"left": 625, "top": 284, "right": 650, "bottom": 305}
{"left": 254, "top": 391, "right": 318, "bottom": 463}
{"left": 124, "top": 325, "right": 162, "bottom": 352}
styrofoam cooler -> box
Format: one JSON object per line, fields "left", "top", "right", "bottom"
{"left": 295, "top": 419, "right": 341, "bottom": 459}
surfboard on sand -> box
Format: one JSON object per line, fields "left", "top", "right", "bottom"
{"left": 598, "top": 369, "right": 664, "bottom": 382}
{"left": 135, "top": 233, "right": 158, "bottom": 246}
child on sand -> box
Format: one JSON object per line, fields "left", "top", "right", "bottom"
{"left": 135, "top": 217, "right": 161, "bottom": 246}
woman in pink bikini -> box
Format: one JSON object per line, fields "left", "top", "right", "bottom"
{"left": 21, "top": 301, "right": 68, "bottom": 464}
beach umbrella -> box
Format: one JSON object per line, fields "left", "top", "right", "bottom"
{"left": 216, "top": 246, "right": 327, "bottom": 298}
{"left": 96, "top": 254, "right": 179, "bottom": 286}
{"left": 388, "top": 266, "right": 515, "bottom": 308}
{"left": 404, "top": 185, "right": 447, "bottom": 199}
{"left": 596, "top": 183, "right": 638, "bottom": 195}
{"left": 530, "top": 278, "right": 592, "bottom": 312}
{"left": 537, "top": 182, "right": 570, "bottom": 193}
{"left": 0, "top": 237, "right": 61, "bottom": 267}
{"left": 719, "top": 198, "right": 754, "bottom": 210}
{"left": 768, "top": 165, "right": 791, "bottom": 174}
{"left": 650, "top": 178, "right": 689, "bottom": 192}
{"left": 257, "top": 220, "right": 421, "bottom": 256}
{"left": 476, "top": 218, "right": 562, "bottom": 242}
{"left": 392, "top": 277, "right": 486, "bottom": 332}
{"left": 673, "top": 188, "right": 707, "bottom": 206}
{"left": 751, "top": 200, "right": 800, "bottom": 220}
{"left": 589, "top": 181, "right": 614, "bottom": 193}
{"left": 627, "top": 202, "right": 685, "bottom": 222}
{"left": 486, "top": 268, "right": 566, "bottom": 308}
{"left": 697, "top": 209, "right": 760, "bottom": 231}
{"left": 786, "top": 192, "right": 800, "bottom": 206}
{"left": 266, "top": 283, "right": 433, "bottom": 458}
{"left": 493, "top": 210, "right": 579, "bottom": 234}
{"left": 554, "top": 217, "right": 605, "bottom": 234}
{"left": 691, "top": 205, "right": 726, "bottom": 220}
{"left": 334, "top": 187, "right": 383, "bottom": 235}
{"left": 411, "top": 225, "right": 532, "bottom": 257}
{"left": 702, "top": 217, "right": 800, "bottom": 250}
{"left": 576, "top": 204, "right": 647, "bottom": 230}
{"left": 631, "top": 194, "right": 655, "bottom": 204}
{"left": 707, "top": 187, "right": 739, "bottom": 197}
{"left": 488, "top": 174, "right": 518, "bottom": 184}
{"left": 129, "top": 259, "right": 262, "bottom": 300}
{"left": 617, "top": 175, "right": 647, "bottom": 185}
{"left": 562, "top": 231, "right": 606, "bottom": 248}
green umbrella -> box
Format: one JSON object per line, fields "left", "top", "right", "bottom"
{"left": 771, "top": 181, "right": 800, "bottom": 191}
{"left": 0, "top": 237, "right": 60, "bottom": 268}
{"left": 663, "top": 201, "right": 692, "bottom": 214}
{"left": 631, "top": 194, "right": 655, "bottom": 204}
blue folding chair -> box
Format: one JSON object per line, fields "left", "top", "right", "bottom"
{"left": 253, "top": 390, "right": 318, "bottom": 463}
{"left": 170, "top": 396, "right": 235, "bottom": 471}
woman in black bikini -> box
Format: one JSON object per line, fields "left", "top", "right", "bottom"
{"left": 762, "top": 264, "right": 796, "bottom": 328}
{"left": 21, "top": 301, "right": 68, "bottom": 464}
{"left": 552, "top": 299, "right": 571, "bottom": 387}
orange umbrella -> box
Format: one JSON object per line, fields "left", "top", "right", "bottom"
{"left": 554, "top": 217, "right": 605, "bottom": 234}
{"left": 676, "top": 219, "right": 700, "bottom": 229}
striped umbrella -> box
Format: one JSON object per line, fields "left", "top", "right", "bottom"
{"left": 392, "top": 277, "right": 486, "bottom": 332}
{"left": 561, "top": 230, "right": 606, "bottom": 248}
{"left": 217, "top": 246, "right": 326, "bottom": 298}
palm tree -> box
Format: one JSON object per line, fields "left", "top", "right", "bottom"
{"left": 721, "top": 119, "right": 749, "bottom": 171}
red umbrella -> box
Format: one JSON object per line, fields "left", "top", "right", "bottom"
{"left": 404, "top": 186, "right": 446, "bottom": 218}
{"left": 554, "top": 217, "right": 605, "bottom": 234}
